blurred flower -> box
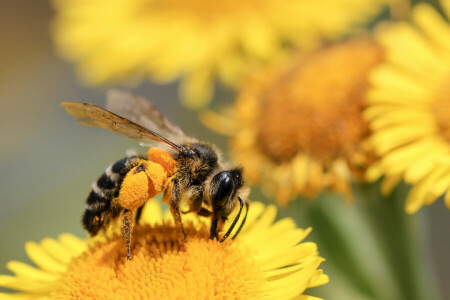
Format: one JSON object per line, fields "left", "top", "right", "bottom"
{"left": 202, "top": 37, "right": 384, "bottom": 205}
{"left": 52, "top": 0, "right": 390, "bottom": 109}
{"left": 0, "top": 200, "right": 328, "bottom": 299}
{"left": 365, "top": 1, "right": 450, "bottom": 213}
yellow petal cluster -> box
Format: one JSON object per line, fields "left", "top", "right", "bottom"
{"left": 365, "top": 0, "right": 450, "bottom": 212}
{"left": 0, "top": 200, "right": 328, "bottom": 299}
{"left": 52, "top": 0, "right": 390, "bottom": 109}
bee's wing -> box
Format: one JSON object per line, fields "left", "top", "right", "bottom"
{"left": 61, "top": 101, "right": 183, "bottom": 153}
{"left": 106, "top": 90, "right": 187, "bottom": 144}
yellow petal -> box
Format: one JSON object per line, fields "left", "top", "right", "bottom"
{"left": 40, "top": 238, "right": 74, "bottom": 264}
{"left": 378, "top": 23, "right": 447, "bottom": 82}
{"left": 140, "top": 198, "right": 163, "bottom": 225}
{"left": 0, "top": 275, "right": 51, "bottom": 293}
{"left": 6, "top": 261, "right": 57, "bottom": 282}
{"left": 380, "top": 174, "right": 403, "bottom": 195}
{"left": 371, "top": 125, "right": 435, "bottom": 154}
{"left": 263, "top": 258, "right": 324, "bottom": 299}
{"left": 25, "top": 242, "right": 66, "bottom": 273}
{"left": 58, "top": 233, "right": 88, "bottom": 254}
{"left": 406, "top": 166, "right": 448, "bottom": 213}
{"left": 310, "top": 273, "right": 330, "bottom": 287}
{"left": 198, "top": 109, "right": 237, "bottom": 136}
{"left": 180, "top": 68, "right": 214, "bottom": 110}
{"left": 370, "top": 65, "right": 432, "bottom": 96}
{"left": 413, "top": 4, "right": 450, "bottom": 52}
{"left": 445, "top": 188, "right": 450, "bottom": 208}
{"left": 0, "top": 293, "right": 41, "bottom": 300}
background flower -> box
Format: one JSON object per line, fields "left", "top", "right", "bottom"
{"left": 203, "top": 36, "right": 384, "bottom": 204}
{"left": 365, "top": 0, "right": 450, "bottom": 213}
{"left": 52, "top": 0, "right": 391, "bottom": 109}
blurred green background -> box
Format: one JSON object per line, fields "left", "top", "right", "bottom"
{"left": 0, "top": 1, "right": 449, "bottom": 298}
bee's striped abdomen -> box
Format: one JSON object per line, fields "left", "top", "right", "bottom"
{"left": 82, "top": 155, "right": 146, "bottom": 235}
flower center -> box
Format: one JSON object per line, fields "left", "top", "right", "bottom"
{"left": 256, "top": 37, "right": 384, "bottom": 163}
{"left": 51, "top": 224, "right": 263, "bottom": 299}
{"left": 433, "top": 76, "right": 450, "bottom": 143}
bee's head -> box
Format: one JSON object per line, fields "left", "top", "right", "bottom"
{"left": 209, "top": 168, "right": 248, "bottom": 241}
{"left": 209, "top": 168, "right": 243, "bottom": 212}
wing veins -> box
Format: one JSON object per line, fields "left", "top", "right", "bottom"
{"left": 61, "top": 101, "right": 183, "bottom": 152}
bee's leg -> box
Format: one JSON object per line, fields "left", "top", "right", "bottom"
{"left": 168, "top": 178, "right": 187, "bottom": 240}
{"left": 122, "top": 209, "right": 135, "bottom": 260}
{"left": 210, "top": 218, "right": 219, "bottom": 240}
{"left": 135, "top": 205, "right": 144, "bottom": 224}
{"left": 182, "top": 186, "right": 204, "bottom": 214}
{"left": 197, "top": 208, "right": 212, "bottom": 217}
{"left": 210, "top": 216, "right": 227, "bottom": 240}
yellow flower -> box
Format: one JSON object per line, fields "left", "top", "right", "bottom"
{"left": 364, "top": 0, "right": 450, "bottom": 213}
{"left": 0, "top": 200, "right": 328, "bottom": 299}
{"left": 52, "top": 0, "right": 390, "bottom": 109}
{"left": 203, "top": 37, "right": 384, "bottom": 205}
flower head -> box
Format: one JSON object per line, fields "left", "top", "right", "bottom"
{"left": 203, "top": 37, "right": 384, "bottom": 204}
{"left": 365, "top": 0, "right": 450, "bottom": 213}
{"left": 52, "top": 0, "right": 390, "bottom": 109}
{"left": 0, "top": 200, "right": 328, "bottom": 299}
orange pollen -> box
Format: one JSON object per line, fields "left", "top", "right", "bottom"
{"left": 118, "top": 149, "right": 176, "bottom": 211}
{"left": 51, "top": 224, "right": 263, "bottom": 299}
{"left": 148, "top": 147, "right": 177, "bottom": 176}
{"left": 256, "top": 37, "right": 384, "bottom": 163}
{"left": 118, "top": 161, "right": 167, "bottom": 211}
{"left": 433, "top": 76, "right": 450, "bottom": 143}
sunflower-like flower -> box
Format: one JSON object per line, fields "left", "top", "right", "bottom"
{"left": 203, "top": 37, "right": 384, "bottom": 205}
{"left": 0, "top": 200, "right": 328, "bottom": 299}
{"left": 364, "top": 0, "right": 450, "bottom": 213}
{"left": 52, "top": 0, "right": 390, "bottom": 109}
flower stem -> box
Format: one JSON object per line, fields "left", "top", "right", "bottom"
{"left": 354, "top": 182, "right": 441, "bottom": 300}
{"left": 276, "top": 182, "right": 441, "bottom": 300}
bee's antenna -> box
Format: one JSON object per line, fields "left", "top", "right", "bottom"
{"left": 232, "top": 200, "right": 249, "bottom": 240}
{"left": 220, "top": 197, "right": 244, "bottom": 242}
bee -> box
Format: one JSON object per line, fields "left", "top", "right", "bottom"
{"left": 62, "top": 90, "right": 249, "bottom": 259}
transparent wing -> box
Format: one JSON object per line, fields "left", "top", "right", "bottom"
{"left": 61, "top": 101, "right": 183, "bottom": 152}
{"left": 106, "top": 89, "right": 186, "bottom": 142}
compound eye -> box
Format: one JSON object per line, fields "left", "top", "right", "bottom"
{"left": 211, "top": 172, "right": 235, "bottom": 206}
{"left": 182, "top": 149, "right": 196, "bottom": 157}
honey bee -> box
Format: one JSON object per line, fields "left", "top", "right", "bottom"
{"left": 62, "top": 90, "right": 249, "bottom": 259}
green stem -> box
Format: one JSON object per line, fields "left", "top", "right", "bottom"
{"left": 275, "top": 181, "right": 441, "bottom": 300}
{"left": 354, "top": 182, "right": 440, "bottom": 300}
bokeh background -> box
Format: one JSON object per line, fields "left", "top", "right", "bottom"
{"left": 0, "top": 1, "right": 448, "bottom": 298}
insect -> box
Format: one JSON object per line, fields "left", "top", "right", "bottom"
{"left": 62, "top": 90, "right": 250, "bottom": 259}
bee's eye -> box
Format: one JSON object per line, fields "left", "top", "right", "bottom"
{"left": 232, "top": 169, "right": 243, "bottom": 188}
{"left": 183, "top": 149, "right": 196, "bottom": 157}
{"left": 210, "top": 171, "right": 235, "bottom": 207}
{"left": 234, "top": 172, "right": 241, "bottom": 183}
